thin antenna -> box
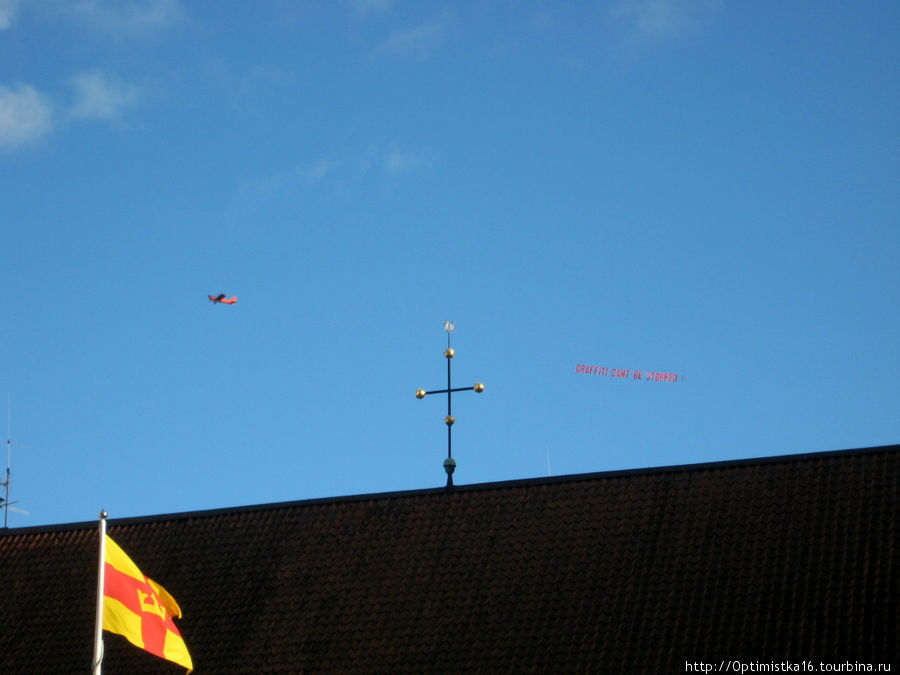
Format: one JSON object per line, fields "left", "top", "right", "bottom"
{"left": 2, "top": 393, "right": 29, "bottom": 527}
{"left": 3, "top": 393, "right": 9, "bottom": 528}
{"left": 546, "top": 445, "right": 552, "bottom": 477}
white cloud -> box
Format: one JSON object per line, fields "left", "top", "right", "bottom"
{"left": 0, "top": 71, "right": 140, "bottom": 150}
{"left": 373, "top": 9, "right": 457, "bottom": 60}
{"left": 69, "top": 70, "right": 139, "bottom": 120}
{"left": 0, "top": 0, "right": 18, "bottom": 30}
{"left": 609, "top": 0, "right": 720, "bottom": 44}
{"left": 68, "top": 0, "right": 185, "bottom": 36}
{"left": 0, "top": 84, "right": 53, "bottom": 149}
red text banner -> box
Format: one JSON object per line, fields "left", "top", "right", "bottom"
{"left": 575, "top": 364, "right": 683, "bottom": 383}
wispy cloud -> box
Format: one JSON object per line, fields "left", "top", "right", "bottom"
{"left": 244, "top": 143, "right": 434, "bottom": 197}
{"left": 300, "top": 157, "right": 342, "bottom": 182}
{"left": 242, "top": 157, "right": 342, "bottom": 195}
{"left": 0, "top": 84, "right": 54, "bottom": 149}
{"left": 67, "top": 0, "right": 185, "bottom": 36}
{"left": 68, "top": 70, "right": 139, "bottom": 121}
{"left": 0, "top": 0, "right": 18, "bottom": 30}
{"left": 360, "top": 142, "right": 435, "bottom": 175}
{"left": 382, "top": 143, "right": 435, "bottom": 174}
{"left": 609, "top": 0, "right": 720, "bottom": 45}
{"left": 346, "top": 0, "right": 394, "bottom": 17}
{"left": 372, "top": 9, "right": 457, "bottom": 60}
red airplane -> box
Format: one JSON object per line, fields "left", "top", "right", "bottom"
{"left": 208, "top": 294, "right": 237, "bottom": 305}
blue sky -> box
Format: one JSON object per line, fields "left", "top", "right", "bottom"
{"left": 2, "top": 0, "right": 897, "bottom": 527}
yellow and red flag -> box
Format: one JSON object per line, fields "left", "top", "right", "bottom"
{"left": 102, "top": 535, "right": 193, "bottom": 672}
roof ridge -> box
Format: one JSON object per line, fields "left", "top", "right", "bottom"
{"left": 3, "top": 443, "right": 896, "bottom": 535}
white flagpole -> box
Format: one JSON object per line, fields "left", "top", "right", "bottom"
{"left": 92, "top": 510, "right": 108, "bottom": 675}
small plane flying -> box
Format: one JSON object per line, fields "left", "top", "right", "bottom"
{"left": 208, "top": 294, "right": 237, "bottom": 305}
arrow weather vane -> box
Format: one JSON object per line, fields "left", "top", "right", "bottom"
{"left": 415, "top": 321, "right": 484, "bottom": 488}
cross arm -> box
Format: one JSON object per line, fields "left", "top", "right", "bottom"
{"left": 416, "top": 383, "right": 484, "bottom": 398}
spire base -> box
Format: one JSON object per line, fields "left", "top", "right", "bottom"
{"left": 443, "top": 457, "right": 456, "bottom": 488}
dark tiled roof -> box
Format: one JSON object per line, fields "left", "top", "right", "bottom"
{"left": 1, "top": 445, "right": 897, "bottom": 673}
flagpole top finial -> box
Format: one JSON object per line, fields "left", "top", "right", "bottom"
{"left": 99, "top": 509, "right": 108, "bottom": 520}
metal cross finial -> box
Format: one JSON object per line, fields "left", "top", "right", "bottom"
{"left": 416, "top": 322, "right": 484, "bottom": 488}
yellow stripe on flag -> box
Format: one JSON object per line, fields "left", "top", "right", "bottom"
{"left": 103, "top": 596, "right": 145, "bottom": 648}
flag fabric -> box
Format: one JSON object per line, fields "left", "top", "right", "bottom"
{"left": 102, "top": 535, "right": 193, "bottom": 672}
